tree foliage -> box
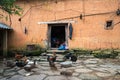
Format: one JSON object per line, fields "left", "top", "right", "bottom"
{"left": 0, "top": 0, "right": 22, "bottom": 15}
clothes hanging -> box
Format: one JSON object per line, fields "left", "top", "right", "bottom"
{"left": 69, "top": 23, "right": 73, "bottom": 40}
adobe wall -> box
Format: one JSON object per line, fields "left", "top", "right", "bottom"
{"left": 1, "top": 0, "right": 120, "bottom": 50}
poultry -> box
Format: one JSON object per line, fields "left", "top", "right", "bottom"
{"left": 63, "top": 53, "right": 77, "bottom": 62}
{"left": 15, "top": 53, "right": 24, "bottom": 60}
{"left": 60, "top": 70, "right": 73, "bottom": 76}
{"left": 70, "top": 55, "right": 77, "bottom": 62}
{"left": 15, "top": 52, "right": 28, "bottom": 67}
{"left": 15, "top": 56, "right": 28, "bottom": 67}
{"left": 3, "top": 58, "right": 16, "bottom": 68}
{"left": 24, "top": 60, "right": 37, "bottom": 72}
{"left": 47, "top": 52, "right": 57, "bottom": 70}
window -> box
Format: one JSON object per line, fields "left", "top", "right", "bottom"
{"left": 104, "top": 20, "right": 113, "bottom": 30}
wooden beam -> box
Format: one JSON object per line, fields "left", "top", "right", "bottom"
{"left": 38, "top": 20, "right": 76, "bottom": 24}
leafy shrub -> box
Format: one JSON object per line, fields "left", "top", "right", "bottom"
{"left": 7, "top": 44, "right": 47, "bottom": 57}
{"left": 93, "top": 49, "right": 118, "bottom": 58}
{"left": 25, "top": 49, "right": 42, "bottom": 56}
{"left": 70, "top": 48, "right": 92, "bottom": 56}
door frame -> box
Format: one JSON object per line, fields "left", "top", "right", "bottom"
{"left": 0, "top": 30, "right": 8, "bottom": 57}
{"left": 47, "top": 23, "right": 68, "bottom": 49}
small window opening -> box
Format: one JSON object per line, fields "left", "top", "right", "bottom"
{"left": 105, "top": 20, "right": 113, "bottom": 30}
{"left": 116, "top": 9, "right": 120, "bottom": 16}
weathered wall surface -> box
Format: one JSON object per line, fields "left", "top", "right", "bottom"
{"left": 1, "top": 0, "right": 120, "bottom": 50}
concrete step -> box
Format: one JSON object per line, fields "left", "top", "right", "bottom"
{"left": 47, "top": 50, "right": 66, "bottom": 53}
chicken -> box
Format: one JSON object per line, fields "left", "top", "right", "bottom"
{"left": 63, "top": 53, "right": 77, "bottom": 62}
{"left": 60, "top": 71, "right": 73, "bottom": 76}
{"left": 15, "top": 53, "right": 23, "bottom": 60}
{"left": 47, "top": 52, "right": 57, "bottom": 70}
{"left": 24, "top": 60, "right": 37, "bottom": 72}
{"left": 15, "top": 53, "right": 28, "bottom": 67}
{"left": 3, "top": 58, "right": 16, "bottom": 68}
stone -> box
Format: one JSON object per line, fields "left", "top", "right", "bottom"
{"left": 59, "top": 68, "right": 68, "bottom": 73}
{"left": 56, "top": 59, "right": 64, "bottom": 62}
{"left": 0, "top": 76, "right": 3, "bottom": 79}
{"left": 108, "top": 69, "right": 117, "bottom": 75}
{"left": 83, "top": 59, "right": 99, "bottom": 64}
{"left": 40, "top": 66, "right": 51, "bottom": 70}
{"left": 3, "top": 71, "right": 16, "bottom": 76}
{"left": 24, "top": 64, "right": 33, "bottom": 72}
{"left": 55, "top": 63, "right": 62, "bottom": 68}
{"left": 96, "top": 72, "right": 112, "bottom": 77}
{"left": 38, "top": 62, "right": 49, "bottom": 64}
{"left": 0, "top": 69, "right": 4, "bottom": 74}
{"left": 91, "top": 67, "right": 109, "bottom": 73}
{"left": 31, "top": 68, "right": 42, "bottom": 72}
{"left": 60, "top": 70, "right": 73, "bottom": 76}
{"left": 67, "top": 76, "right": 81, "bottom": 80}
{"left": 40, "top": 71, "right": 60, "bottom": 76}
{"left": 39, "top": 62, "right": 49, "bottom": 67}
{"left": 39, "top": 56, "right": 48, "bottom": 59}
{"left": 108, "top": 64, "right": 120, "bottom": 70}
{"left": 75, "top": 60, "right": 82, "bottom": 63}
{"left": 75, "top": 68, "right": 93, "bottom": 73}
{"left": 44, "top": 76, "right": 67, "bottom": 80}
{"left": 13, "top": 66, "right": 21, "bottom": 71}
{"left": 18, "top": 69, "right": 27, "bottom": 75}
{"left": 72, "top": 72, "right": 80, "bottom": 77}
{"left": 76, "top": 65, "right": 84, "bottom": 68}
{"left": 113, "top": 74, "right": 120, "bottom": 80}
{"left": 8, "top": 75, "right": 24, "bottom": 80}
{"left": 18, "top": 69, "right": 33, "bottom": 76}
{"left": 41, "top": 53, "right": 47, "bottom": 56}
{"left": 101, "top": 63, "right": 120, "bottom": 69}
{"left": 39, "top": 59, "right": 47, "bottom": 62}
{"left": 25, "top": 73, "right": 32, "bottom": 76}
{"left": 23, "top": 74, "right": 46, "bottom": 80}
{"left": 117, "top": 70, "right": 120, "bottom": 73}
{"left": 86, "top": 64, "right": 97, "bottom": 68}
{"left": 60, "top": 61, "right": 72, "bottom": 68}
{"left": 65, "top": 67, "right": 76, "bottom": 70}
{"left": 5, "top": 60, "right": 16, "bottom": 68}
{"left": 0, "top": 78, "right": 6, "bottom": 80}
{"left": 100, "top": 64, "right": 110, "bottom": 68}
{"left": 5, "top": 68, "right": 16, "bottom": 72}
{"left": 0, "top": 54, "right": 120, "bottom": 80}
{"left": 72, "top": 63, "right": 81, "bottom": 67}
{"left": 79, "top": 73, "right": 101, "bottom": 80}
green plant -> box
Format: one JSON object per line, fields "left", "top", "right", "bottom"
{"left": 93, "top": 49, "right": 118, "bottom": 59}
{"left": 69, "top": 48, "right": 92, "bottom": 57}
{"left": 7, "top": 44, "right": 46, "bottom": 57}
{"left": 24, "top": 44, "right": 46, "bottom": 56}
{"left": 25, "top": 49, "right": 42, "bottom": 56}
{"left": 0, "top": 0, "right": 22, "bottom": 15}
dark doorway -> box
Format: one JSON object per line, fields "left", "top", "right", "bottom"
{"left": 0, "top": 30, "right": 3, "bottom": 57}
{"left": 51, "top": 26, "right": 65, "bottom": 48}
